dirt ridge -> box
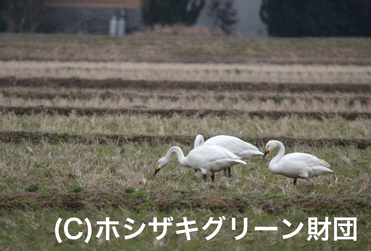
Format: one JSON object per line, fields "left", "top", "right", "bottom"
{"left": 2, "top": 89, "right": 371, "bottom": 102}
{"left": 1, "top": 106, "right": 370, "bottom": 120}
{"left": 1, "top": 77, "right": 371, "bottom": 93}
{"left": 1, "top": 190, "right": 369, "bottom": 214}
{"left": 0, "top": 131, "right": 370, "bottom": 149}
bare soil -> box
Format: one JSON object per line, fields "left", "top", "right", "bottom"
{"left": 1, "top": 77, "right": 371, "bottom": 93}
{"left": 0, "top": 190, "right": 369, "bottom": 215}
{"left": 1, "top": 106, "right": 370, "bottom": 121}
{"left": 2, "top": 89, "right": 371, "bottom": 104}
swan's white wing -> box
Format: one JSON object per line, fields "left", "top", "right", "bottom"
{"left": 187, "top": 145, "right": 246, "bottom": 172}
{"left": 188, "top": 145, "right": 241, "bottom": 161}
{"left": 204, "top": 135, "right": 262, "bottom": 159}
{"left": 239, "top": 150, "right": 264, "bottom": 158}
{"left": 283, "top": 153, "right": 331, "bottom": 168}
{"left": 307, "top": 165, "right": 334, "bottom": 178}
{"left": 272, "top": 153, "right": 333, "bottom": 178}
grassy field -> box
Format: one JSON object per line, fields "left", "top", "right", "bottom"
{"left": 0, "top": 35, "right": 370, "bottom": 250}
{"left": 1, "top": 141, "right": 370, "bottom": 195}
{"left": 0, "top": 142, "right": 370, "bottom": 250}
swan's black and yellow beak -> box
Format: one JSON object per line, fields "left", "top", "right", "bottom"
{"left": 263, "top": 147, "right": 269, "bottom": 158}
{"left": 154, "top": 164, "right": 160, "bottom": 176}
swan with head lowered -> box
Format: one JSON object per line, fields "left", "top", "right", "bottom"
{"left": 263, "top": 140, "right": 334, "bottom": 185}
{"left": 194, "top": 135, "right": 263, "bottom": 177}
{"left": 154, "top": 145, "right": 246, "bottom": 182}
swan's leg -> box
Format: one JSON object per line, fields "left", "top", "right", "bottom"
{"left": 200, "top": 169, "right": 208, "bottom": 182}
{"left": 211, "top": 173, "right": 215, "bottom": 182}
{"left": 293, "top": 178, "right": 297, "bottom": 185}
{"left": 223, "top": 168, "right": 232, "bottom": 177}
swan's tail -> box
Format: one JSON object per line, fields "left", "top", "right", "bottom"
{"left": 311, "top": 166, "right": 334, "bottom": 178}
{"left": 235, "top": 160, "right": 247, "bottom": 165}
{"left": 251, "top": 150, "right": 264, "bottom": 156}
{"left": 318, "top": 158, "right": 331, "bottom": 168}
{"left": 240, "top": 150, "right": 264, "bottom": 159}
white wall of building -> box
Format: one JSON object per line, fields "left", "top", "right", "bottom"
{"left": 196, "top": 0, "right": 268, "bottom": 37}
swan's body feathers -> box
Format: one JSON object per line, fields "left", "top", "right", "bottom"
{"left": 264, "top": 140, "right": 334, "bottom": 184}
{"left": 194, "top": 134, "right": 262, "bottom": 177}
{"left": 186, "top": 145, "right": 245, "bottom": 172}
{"left": 155, "top": 144, "right": 246, "bottom": 181}
{"left": 196, "top": 135, "right": 263, "bottom": 160}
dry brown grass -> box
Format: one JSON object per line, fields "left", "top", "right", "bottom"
{"left": 1, "top": 93, "right": 370, "bottom": 112}
{"left": 135, "top": 24, "right": 228, "bottom": 37}
{"left": 1, "top": 34, "right": 371, "bottom": 64}
{"left": 1, "top": 113, "right": 370, "bottom": 139}
{"left": 1, "top": 87, "right": 370, "bottom": 113}
{"left": 1, "top": 61, "right": 371, "bottom": 83}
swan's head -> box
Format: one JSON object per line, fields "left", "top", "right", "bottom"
{"left": 264, "top": 140, "right": 279, "bottom": 158}
{"left": 194, "top": 134, "right": 205, "bottom": 148}
{"left": 154, "top": 157, "right": 169, "bottom": 176}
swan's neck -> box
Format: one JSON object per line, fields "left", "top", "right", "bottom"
{"left": 166, "top": 146, "right": 187, "bottom": 166}
{"left": 194, "top": 135, "right": 205, "bottom": 148}
{"left": 271, "top": 141, "right": 285, "bottom": 164}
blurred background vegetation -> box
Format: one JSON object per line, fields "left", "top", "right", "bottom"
{"left": 260, "top": 0, "right": 371, "bottom": 37}
{"left": 0, "top": 0, "right": 370, "bottom": 37}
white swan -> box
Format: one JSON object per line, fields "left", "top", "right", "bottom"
{"left": 263, "top": 140, "right": 334, "bottom": 185}
{"left": 194, "top": 134, "right": 263, "bottom": 176}
{"left": 154, "top": 145, "right": 246, "bottom": 182}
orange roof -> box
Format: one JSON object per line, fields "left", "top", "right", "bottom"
{"left": 47, "top": 0, "right": 141, "bottom": 9}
